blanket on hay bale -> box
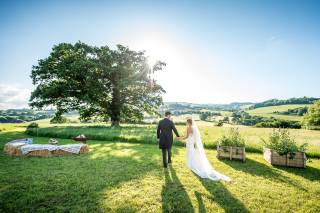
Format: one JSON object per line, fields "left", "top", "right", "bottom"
{"left": 4, "top": 140, "right": 89, "bottom": 157}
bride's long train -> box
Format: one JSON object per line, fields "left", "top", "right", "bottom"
{"left": 186, "top": 121, "right": 231, "bottom": 182}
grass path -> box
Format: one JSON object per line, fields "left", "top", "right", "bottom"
{"left": 1, "top": 131, "right": 320, "bottom": 212}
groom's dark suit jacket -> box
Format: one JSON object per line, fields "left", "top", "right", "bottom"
{"left": 157, "top": 118, "right": 180, "bottom": 149}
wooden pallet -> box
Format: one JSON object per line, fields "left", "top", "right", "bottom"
{"left": 263, "top": 148, "right": 306, "bottom": 168}
{"left": 217, "top": 145, "right": 246, "bottom": 162}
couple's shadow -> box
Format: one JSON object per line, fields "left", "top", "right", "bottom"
{"left": 161, "top": 165, "right": 194, "bottom": 212}
{"left": 161, "top": 165, "right": 248, "bottom": 213}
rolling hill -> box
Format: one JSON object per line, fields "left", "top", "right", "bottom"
{"left": 245, "top": 104, "right": 311, "bottom": 121}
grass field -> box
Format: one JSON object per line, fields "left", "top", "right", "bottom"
{"left": 245, "top": 104, "right": 311, "bottom": 121}
{"left": 1, "top": 129, "right": 320, "bottom": 212}
{"left": 23, "top": 122, "right": 320, "bottom": 158}
{"left": 1, "top": 122, "right": 320, "bottom": 212}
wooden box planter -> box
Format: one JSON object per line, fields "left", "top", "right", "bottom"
{"left": 263, "top": 148, "right": 306, "bottom": 168}
{"left": 217, "top": 145, "right": 246, "bottom": 162}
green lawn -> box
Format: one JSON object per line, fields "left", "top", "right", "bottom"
{"left": 0, "top": 129, "right": 320, "bottom": 212}
{"left": 246, "top": 104, "right": 311, "bottom": 121}
{"left": 24, "top": 123, "right": 320, "bottom": 158}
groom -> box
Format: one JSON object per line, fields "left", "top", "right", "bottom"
{"left": 157, "top": 111, "right": 180, "bottom": 168}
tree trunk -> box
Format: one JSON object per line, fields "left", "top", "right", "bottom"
{"left": 110, "top": 81, "right": 121, "bottom": 127}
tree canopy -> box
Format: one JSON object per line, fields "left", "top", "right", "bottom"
{"left": 30, "top": 42, "right": 166, "bottom": 126}
{"left": 303, "top": 100, "right": 320, "bottom": 127}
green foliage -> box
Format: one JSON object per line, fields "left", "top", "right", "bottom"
{"left": 50, "top": 112, "right": 68, "bottom": 124}
{"left": 216, "top": 120, "right": 223, "bottom": 126}
{"left": 27, "top": 122, "right": 39, "bottom": 129}
{"left": 249, "top": 97, "right": 318, "bottom": 109}
{"left": 217, "top": 128, "right": 245, "bottom": 147}
{"left": 255, "top": 119, "right": 301, "bottom": 129}
{"left": 303, "top": 100, "right": 320, "bottom": 127}
{"left": 199, "top": 112, "right": 222, "bottom": 121}
{"left": 232, "top": 111, "right": 301, "bottom": 129}
{"left": 262, "top": 129, "right": 307, "bottom": 157}
{"left": 30, "top": 42, "right": 166, "bottom": 126}
{"left": 274, "top": 107, "right": 308, "bottom": 116}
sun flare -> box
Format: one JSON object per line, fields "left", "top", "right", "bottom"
{"left": 133, "top": 38, "right": 179, "bottom": 67}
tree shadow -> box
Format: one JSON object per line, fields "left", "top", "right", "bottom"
{"left": 0, "top": 138, "right": 161, "bottom": 212}
{"left": 273, "top": 165, "right": 320, "bottom": 181}
{"left": 161, "top": 165, "right": 194, "bottom": 212}
{"left": 198, "top": 178, "right": 249, "bottom": 213}
{"left": 195, "top": 191, "right": 206, "bottom": 213}
{"left": 221, "top": 158, "right": 307, "bottom": 191}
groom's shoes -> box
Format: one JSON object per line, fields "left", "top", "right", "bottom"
{"left": 163, "top": 163, "right": 168, "bottom": 168}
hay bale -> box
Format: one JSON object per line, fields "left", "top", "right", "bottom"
{"left": 80, "top": 144, "right": 89, "bottom": 154}
{"left": 4, "top": 141, "right": 89, "bottom": 157}
{"left": 27, "top": 150, "right": 52, "bottom": 157}
{"left": 52, "top": 144, "right": 89, "bottom": 156}
{"left": 52, "top": 149, "right": 73, "bottom": 156}
{"left": 4, "top": 143, "right": 25, "bottom": 156}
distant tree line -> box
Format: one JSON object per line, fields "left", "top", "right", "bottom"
{"left": 273, "top": 107, "right": 308, "bottom": 116}
{"left": 199, "top": 111, "right": 222, "bottom": 121}
{"left": 162, "top": 102, "right": 252, "bottom": 113}
{"left": 249, "top": 97, "right": 319, "bottom": 109}
{"left": 231, "top": 111, "right": 301, "bottom": 129}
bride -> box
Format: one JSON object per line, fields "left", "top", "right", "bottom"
{"left": 177, "top": 118, "right": 230, "bottom": 181}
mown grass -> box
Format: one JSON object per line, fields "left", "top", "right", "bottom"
{"left": 25, "top": 124, "right": 320, "bottom": 158}
{"left": 246, "top": 104, "right": 311, "bottom": 121}
{"left": 1, "top": 129, "right": 320, "bottom": 212}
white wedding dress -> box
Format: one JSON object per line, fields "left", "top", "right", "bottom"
{"left": 186, "top": 121, "right": 231, "bottom": 181}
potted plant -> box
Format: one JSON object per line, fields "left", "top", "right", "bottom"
{"left": 217, "top": 128, "right": 246, "bottom": 162}
{"left": 262, "top": 129, "right": 307, "bottom": 168}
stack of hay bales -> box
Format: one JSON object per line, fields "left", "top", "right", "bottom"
{"left": 27, "top": 149, "right": 53, "bottom": 157}
{"left": 3, "top": 139, "right": 89, "bottom": 157}
{"left": 3, "top": 139, "right": 32, "bottom": 156}
{"left": 52, "top": 145, "right": 89, "bottom": 156}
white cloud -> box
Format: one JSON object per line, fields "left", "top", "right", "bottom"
{"left": 0, "top": 84, "right": 31, "bottom": 109}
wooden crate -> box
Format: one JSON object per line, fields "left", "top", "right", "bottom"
{"left": 263, "top": 148, "right": 306, "bottom": 168}
{"left": 217, "top": 145, "right": 246, "bottom": 162}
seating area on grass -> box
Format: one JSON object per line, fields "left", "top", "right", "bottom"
{"left": 4, "top": 138, "right": 89, "bottom": 157}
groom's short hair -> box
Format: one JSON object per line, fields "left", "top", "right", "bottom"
{"left": 165, "top": 111, "right": 172, "bottom": 117}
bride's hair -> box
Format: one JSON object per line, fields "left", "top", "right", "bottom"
{"left": 187, "top": 118, "right": 192, "bottom": 125}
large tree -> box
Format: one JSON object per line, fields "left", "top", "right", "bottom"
{"left": 30, "top": 42, "right": 166, "bottom": 126}
{"left": 303, "top": 100, "right": 320, "bottom": 127}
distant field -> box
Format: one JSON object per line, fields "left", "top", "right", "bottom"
{"left": 246, "top": 104, "right": 311, "bottom": 121}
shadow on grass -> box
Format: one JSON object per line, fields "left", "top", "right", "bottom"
{"left": 161, "top": 165, "right": 194, "bottom": 212}
{"left": 0, "top": 139, "right": 161, "bottom": 212}
{"left": 274, "top": 165, "right": 320, "bottom": 181}
{"left": 221, "top": 158, "right": 308, "bottom": 191}
{"left": 198, "top": 178, "right": 249, "bottom": 213}
{"left": 195, "top": 191, "right": 206, "bottom": 213}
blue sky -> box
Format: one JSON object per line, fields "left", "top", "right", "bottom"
{"left": 0, "top": 0, "right": 319, "bottom": 108}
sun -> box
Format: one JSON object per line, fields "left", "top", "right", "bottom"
{"left": 132, "top": 38, "right": 179, "bottom": 67}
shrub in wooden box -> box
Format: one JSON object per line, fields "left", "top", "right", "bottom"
{"left": 263, "top": 148, "right": 306, "bottom": 168}
{"left": 217, "top": 145, "right": 246, "bottom": 162}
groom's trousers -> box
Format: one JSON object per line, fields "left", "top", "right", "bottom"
{"left": 162, "top": 148, "right": 172, "bottom": 167}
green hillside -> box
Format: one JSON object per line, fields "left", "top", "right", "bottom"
{"left": 246, "top": 104, "right": 311, "bottom": 121}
